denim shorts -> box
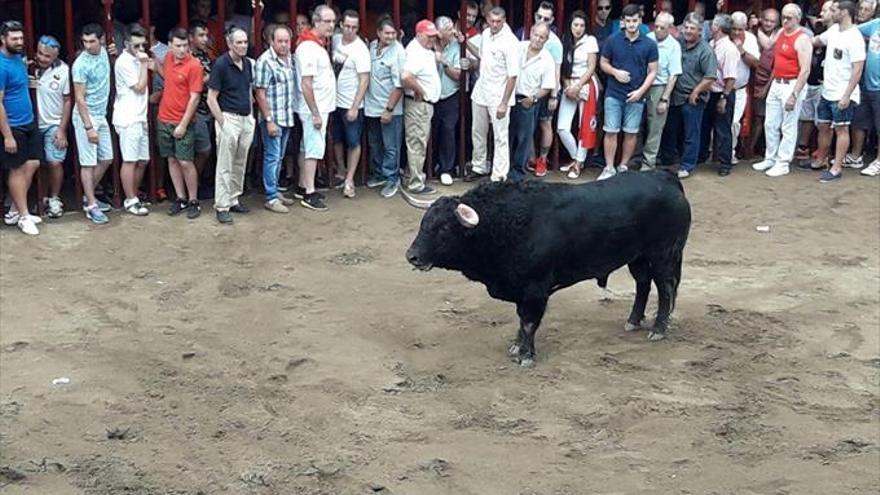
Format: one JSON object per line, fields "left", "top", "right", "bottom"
{"left": 41, "top": 125, "right": 68, "bottom": 163}
{"left": 538, "top": 94, "right": 556, "bottom": 121}
{"left": 816, "top": 97, "right": 855, "bottom": 128}
{"left": 194, "top": 112, "right": 213, "bottom": 153}
{"left": 603, "top": 97, "right": 645, "bottom": 134}
{"left": 331, "top": 107, "right": 364, "bottom": 148}
{"left": 299, "top": 112, "right": 329, "bottom": 160}
{"left": 73, "top": 115, "right": 114, "bottom": 166}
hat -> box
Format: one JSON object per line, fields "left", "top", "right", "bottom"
{"left": 415, "top": 20, "right": 439, "bottom": 36}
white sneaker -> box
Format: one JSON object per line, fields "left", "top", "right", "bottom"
{"left": 677, "top": 169, "right": 691, "bottom": 179}
{"left": 17, "top": 216, "right": 39, "bottom": 236}
{"left": 617, "top": 164, "right": 629, "bottom": 173}
{"left": 46, "top": 197, "right": 64, "bottom": 218}
{"left": 844, "top": 154, "right": 864, "bottom": 169}
{"left": 440, "top": 173, "right": 453, "bottom": 186}
{"left": 752, "top": 159, "right": 774, "bottom": 171}
{"left": 861, "top": 159, "right": 880, "bottom": 177}
{"left": 597, "top": 167, "right": 617, "bottom": 181}
{"left": 124, "top": 198, "right": 149, "bottom": 216}
{"left": 765, "top": 162, "right": 790, "bottom": 177}
{"left": 731, "top": 155, "right": 739, "bottom": 165}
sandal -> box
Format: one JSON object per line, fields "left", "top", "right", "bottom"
{"left": 342, "top": 181, "right": 356, "bottom": 198}
{"left": 567, "top": 163, "right": 582, "bottom": 179}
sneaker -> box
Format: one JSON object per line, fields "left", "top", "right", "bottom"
{"left": 230, "top": 203, "right": 250, "bottom": 214}
{"left": 85, "top": 205, "right": 109, "bottom": 224}
{"left": 168, "top": 199, "right": 188, "bottom": 216}
{"left": 559, "top": 161, "right": 574, "bottom": 173}
{"left": 300, "top": 193, "right": 328, "bottom": 211}
{"left": 279, "top": 196, "right": 296, "bottom": 206}
{"left": 380, "top": 181, "right": 399, "bottom": 198}
{"left": 794, "top": 146, "right": 810, "bottom": 161}
{"left": 216, "top": 210, "right": 234, "bottom": 224}
{"left": 752, "top": 159, "right": 774, "bottom": 171}
{"left": 46, "top": 197, "right": 64, "bottom": 218}
{"left": 819, "top": 169, "right": 842, "bottom": 183}
{"left": 526, "top": 159, "right": 536, "bottom": 172}
{"left": 4, "top": 209, "right": 20, "bottom": 225}
{"left": 617, "top": 164, "right": 629, "bottom": 173}
{"left": 315, "top": 175, "right": 343, "bottom": 191}
{"left": 124, "top": 198, "right": 149, "bottom": 216}
{"left": 186, "top": 200, "right": 201, "bottom": 219}
{"left": 860, "top": 160, "right": 880, "bottom": 177}
{"left": 534, "top": 157, "right": 548, "bottom": 177}
{"left": 264, "top": 198, "right": 290, "bottom": 213}
{"left": 597, "top": 167, "right": 617, "bottom": 181}
{"left": 366, "top": 177, "right": 387, "bottom": 188}
{"left": 409, "top": 184, "right": 437, "bottom": 195}
{"left": 765, "top": 162, "right": 790, "bottom": 177}
{"left": 293, "top": 185, "right": 326, "bottom": 200}
{"left": 16, "top": 215, "right": 39, "bottom": 235}
{"left": 731, "top": 155, "right": 739, "bottom": 165}
{"left": 83, "top": 196, "right": 112, "bottom": 212}
{"left": 440, "top": 173, "right": 453, "bottom": 186}
{"left": 342, "top": 181, "right": 356, "bottom": 198}
{"left": 844, "top": 154, "right": 864, "bottom": 169}
{"left": 677, "top": 169, "right": 691, "bottom": 179}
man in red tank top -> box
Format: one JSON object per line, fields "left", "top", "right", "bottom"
{"left": 752, "top": 4, "right": 813, "bottom": 177}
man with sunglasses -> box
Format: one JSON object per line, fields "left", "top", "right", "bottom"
{"left": 0, "top": 20, "right": 42, "bottom": 235}
{"left": 594, "top": 0, "right": 617, "bottom": 51}
{"left": 34, "top": 35, "right": 71, "bottom": 220}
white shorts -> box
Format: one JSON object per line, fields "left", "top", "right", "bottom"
{"left": 115, "top": 122, "right": 150, "bottom": 162}
{"left": 298, "top": 112, "right": 329, "bottom": 160}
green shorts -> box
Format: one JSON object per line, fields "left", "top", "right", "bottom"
{"left": 157, "top": 121, "right": 195, "bottom": 161}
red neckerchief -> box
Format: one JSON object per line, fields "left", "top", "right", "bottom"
{"left": 296, "top": 29, "right": 325, "bottom": 49}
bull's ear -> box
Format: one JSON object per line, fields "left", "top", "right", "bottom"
{"left": 455, "top": 203, "right": 479, "bottom": 228}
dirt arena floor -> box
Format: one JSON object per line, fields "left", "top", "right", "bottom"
{"left": 1, "top": 164, "right": 878, "bottom": 494}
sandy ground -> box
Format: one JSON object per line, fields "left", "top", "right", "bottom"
{"left": 1, "top": 164, "right": 878, "bottom": 495}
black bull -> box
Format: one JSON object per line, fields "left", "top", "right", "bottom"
{"left": 406, "top": 171, "right": 692, "bottom": 367}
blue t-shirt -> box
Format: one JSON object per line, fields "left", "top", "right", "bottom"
{"left": 595, "top": 21, "right": 649, "bottom": 50}
{"left": 859, "top": 19, "right": 880, "bottom": 92}
{"left": 72, "top": 47, "right": 111, "bottom": 117}
{"left": 601, "top": 32, "right": 659, "bottom": 102}
{"left": 0, "top": 52, "right": 34, "bottom": 127}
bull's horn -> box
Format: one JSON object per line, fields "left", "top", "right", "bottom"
{"left": 399, "top": 186, "right": 438, "bottom": 209}
{"left": 455, "top": 203, "right": 479, "bottom": 228}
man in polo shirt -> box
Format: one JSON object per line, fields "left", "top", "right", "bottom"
{"left": 509, "top": 22, "right": 555, "bottom": 182}
{"left": 364, "top": 17, "right": 406, "bottom": 199}
{"left": 643, "top": 12, "right": 682, "bottom": 171}
{"left": 72, "top": 23, "right": 113, "bottom": 224}
{"left": 294, "top": 5, "right": 336, "bottom": 212}
{"left": 698, "top": 14, "right": 739, "bottom": 177}
{"left": 331, "top": 10, "right": 370, "bottom": 199}
{"left": 0, "top": 20, "right": 41, "bottom": 235}
{"left": 34, "top": 34, "right": 71, "bottom": 219}
{"left": 752, "top": 4, "right": 812, "bottom": 178}
{"left": 207, "top": 26, "right": 254, "bottom": 223}
{"left": 156, "top": 28, "right": 205, "bottom": 219}
{"left": 113, "top": 24, "right": 152, "bottom": 216}
{"left": 813, "top": 0, "right": 866, "bottom": 183}
{"left": 729, "top": 12, "right": 760, "bottom": 165}
{"left": 598, "top": 4, "right": 658, "bottom": 181}
{"left": 467, "top": 7, "right": 519, "bottom": 182}
{"left": 255, "top": 24, "right": 297, "bottom": 213}
{"left": 659, "top": 13, "right": 717, "bottom": 178}
{"left": 402, "top": 20, "right": 442, "bottom": 195}
{"left": 431, "top": 16, "right": 462, "bottom": 187}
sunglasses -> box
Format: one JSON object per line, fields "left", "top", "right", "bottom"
{"left": 597, "top": 6, "right": 612, "bottom": 11}
{"left": 536, "top": 15, "right": 552, "bottom": 22}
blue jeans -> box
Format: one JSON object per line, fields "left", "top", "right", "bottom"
{"left": 508, "top": 99, "right": 540, "bottom": 182}
{"left": 660, "top": 101, "right": 706, "bottom": 172}
{"left": 698, "top": 91, "right": 736, "bottom": 170}
{"left": 260, "top": 121, "right": 291, "bottom": 201}
{"left": 366, "top": 115, "right": 403, "bottom": 183}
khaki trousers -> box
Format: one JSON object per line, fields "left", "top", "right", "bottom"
{"left": 404, "top": 98, "right": 433, "bottom": 191}
{"left": 214, "top": 112, "right": 255, "bottom": 211}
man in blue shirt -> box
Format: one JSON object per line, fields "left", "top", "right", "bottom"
{"left": 598, "top": 4, "right": 658, "bottom": 181}
{"left": 855, "top": 17, "right": 880, "bottom": 176}
{"left": 0, "top": 20, "right": 42, "bottom": 235}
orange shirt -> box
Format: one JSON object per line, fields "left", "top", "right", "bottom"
{"left": 158, "top": 54, "right": 204, "bottom": 124}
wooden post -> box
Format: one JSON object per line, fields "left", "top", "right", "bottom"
{"left": 393, "top": 0, "right": 401, "bottom": 28}
{"left": 458, "top": 0, "right": 467, "bottom": 178}
{"left": 142, "top": 0, "right": 158, "bottom": 202}
{"left": 180, "top": 0, "right": 189, "bottom": 27}
{"left": 556, "top": 0, "right": 565, "bottom": 32}
{"left": 590, "top": 0, "right": 597, "bottom": 27}
{"left": 64, "top": 0, "right": 83, "bottom": 205}
{"left": 428, "top": 0, "right": 435, "bottom": 20}
{"left": 23, "top": 0, "right": 44, "bottom": 214}
{"left": 102, "top": 0, "right": 123, "bottom": 209}
{"left": 253, "top": 0, "right": 263, "bottom": 54}
{"left": 524, "top": 0, "right": 534, "bottom": 34}
{"left": 218, "top": 0, "right": 226, "bottom": 29}
{"left": 688, "top": 0, "right": 696, "bottom": 11}
{"left": 290, "top": 0, "right": 298, "bottom": 29}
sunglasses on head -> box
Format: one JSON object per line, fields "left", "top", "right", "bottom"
{"left": 39, "top": 35, "right": 61, "bottom": 48}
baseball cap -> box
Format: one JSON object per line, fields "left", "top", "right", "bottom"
{"left": 415, "top": 20, "right": 439, "bottom": 36}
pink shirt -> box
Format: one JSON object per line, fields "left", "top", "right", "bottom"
{"left": 709, "top": 36, "right": 740, "bottom": 93}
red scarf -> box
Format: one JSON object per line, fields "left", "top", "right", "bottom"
{"left": 295, "top": 29, "right": 325, "bottom": 49}
{"left": 578, "top": 79, "right": 599, "bottom": 151}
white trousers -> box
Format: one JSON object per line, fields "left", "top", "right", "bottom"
{"left": 557, "top": 95, "right": 587, "bottom": 162}
{"left": 763, "top": 80, "right": 805, "bottom": 165}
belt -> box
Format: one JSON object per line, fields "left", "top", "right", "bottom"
{"left": 404, "top": 95, "right": 433, "bottom": 105}
{"left": 773, "top": 77, "right": 796, "bottom": 84}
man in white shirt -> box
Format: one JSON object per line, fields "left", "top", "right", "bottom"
{"left": 509, "top": 22, "right": 555, "bottom": 182}
{"left": 813, "top": 0, "right": 866, "bottom": 183}
{"left": 729, "top": 11, "right": 760, "bottom": 164}
{"left": 294, "top": 5, "right": 337, "bottom": 211}
{"left": 402, "top": 19, "right": 442, "bottom": 195}
{"left": 34, "top": 35, "right": 71, "bottom": 218}
{"left": 331, "top": 10, "right": 370, "bottom": 198}
{"left": 113, "top": 23, "right": 153, "bottom": 216}
{"left": 466, "top": 6, "right": 519, "bottom": 182}
{"left": 643, "top": 12, "right": 682, "bottom": 170}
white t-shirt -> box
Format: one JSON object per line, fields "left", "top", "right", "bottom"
{"left": 403, "top": 39, "right": 441, "bottom": 104}
{"left": 295, "top": 39, "right": 336, "bottom": 115}
{"left": 819, "top": 24, "right": 867, "bottom": 103}
{"left": 735, "top": 31, "right": 760, "bottom": 89}
{"left": 332, "top": 34, "right": 371, "bottom": 109}
{"left": 515, "top": 41, "right": 555, "bottom": 98}
{"left": 570, "top": 35, "right": 599, "bottom": 79}
{"left": 113, "top": 50, "right": 148, "bottom": 126}
{"left": 472, "top": 24, "right": 521, "bottom": 107}
{"left": 37, "top": 61, "right": 70, "bottom": 129}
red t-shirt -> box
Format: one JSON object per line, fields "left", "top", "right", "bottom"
{"left": 158, "top": 54, "right": 205, "bottom": 124}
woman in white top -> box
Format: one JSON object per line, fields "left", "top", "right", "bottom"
{"left": 557, "top": 11, "right": 599, "bottom": 178}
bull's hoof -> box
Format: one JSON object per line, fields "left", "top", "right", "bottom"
{"left": 624, "top": 319, "right": 645, "bottom": 332}
{"left": 519, "top": 357, "right": 535, "bottom": 368}
{"left": 508, "top": 343, "right": 520, "bottom": 356}
{"left": 647, "top": 331, "right": 667, "bottom": 341}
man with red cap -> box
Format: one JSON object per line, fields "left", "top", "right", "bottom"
{"left": 402, "top": 19, "right": 442, "bottom": 195}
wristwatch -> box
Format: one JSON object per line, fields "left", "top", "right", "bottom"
{"left": 385, "top": 106, "right": 394, "bottom": 112}
{"left": 265, "top": 115, "right": 273, "bottom": 122}
{"left": 659, "top": 97, "right": 668, "bottom": 103}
